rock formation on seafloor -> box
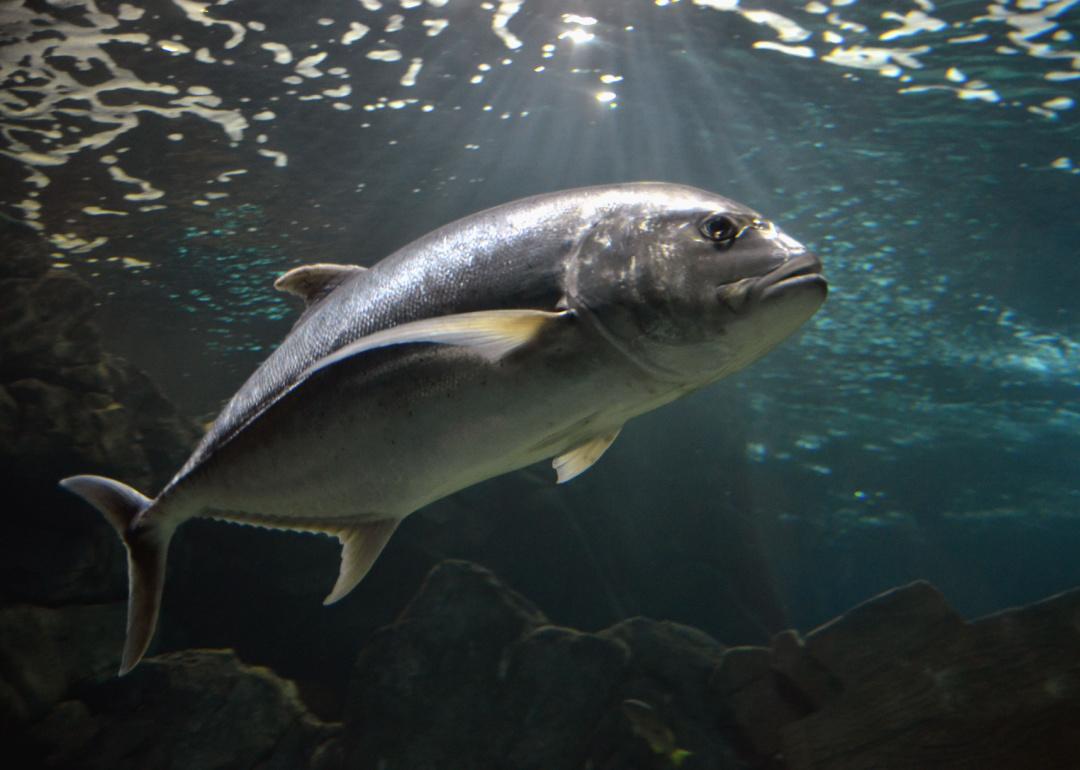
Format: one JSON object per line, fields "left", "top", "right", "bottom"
{"left": 0, "top": 222, "right": 201, "bottom": 608}
{"left": 341, "top": 561, "right": 1080, "bottom": 770}
{"left": 15, "top": 648, "right": 341, "bottom": 770}
{"left": 10, "top": 558, "right": 1079, "bottom": 770}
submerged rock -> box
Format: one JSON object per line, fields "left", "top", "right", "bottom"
{"left": 24, "top": 649, "right": 340, "bottom": 770}
{"left": 4, "top": 560, "right": 1078, "bottom": 770}
{"left": 340, "top": 563, "right": 1080, "bottom": 770}
{"left": 3, "top": 609, "right": 338, "bottom": 770}
{"left": 0, "top": 223, "right": 199, "bottom": 606}
{"left": 344, "top": 560, "right": 552, "bottom": 768}
{"left": 343, "top": 560, "right": 739, "bottom": 770}
{"left": 495, "top": 625, "right": 630, "bottom": 768}
{"left": 778, "top": 581, "right": 1080, "bottom": 769}
{"left": 711, "top": 580, "right": 1080, "bottom": 769}
{"left": 0, "top": 227, "right": 199, "bottom": 494}
{"left": 0, "top": 603, "right": 123, "bottom": 724}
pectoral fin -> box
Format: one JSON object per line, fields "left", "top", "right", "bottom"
{"left": 552, "top": 428, "right": 621, "bottom": 484}
{"left": 324, "top": 519, "right": 401, "bottom": 605}
{"left": 275, "top": 263, "right": 367, "bottom": 307}
{"left": 304, "top": 308, "right": 574, "bottom": 380}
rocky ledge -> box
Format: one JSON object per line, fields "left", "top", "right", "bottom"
{"left": 0, "top": 224, "right": 199, "bottom": 494}
{"left": 5, "top": 559, "right": 1078, "bottom": 770}
{"left": 0, "top": 222, "right": 200, "bottom": 606}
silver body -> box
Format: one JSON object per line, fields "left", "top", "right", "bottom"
{"left": 189, "top": 324, "right": 670, "bottom": 524}
{"left": 161, "top": 182, "right": 822, "bottom": 529}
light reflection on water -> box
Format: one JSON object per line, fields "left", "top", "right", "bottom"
{"left": 4, "top": 0, "right": 1077, "bottom": 235}
{"left": 1, "top": 0, "right": 1077, "bottom": 522}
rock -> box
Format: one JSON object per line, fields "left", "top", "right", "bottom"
{"left": 602, "top": 617, "right": 726, "bottom": 707}
{"left": 1, "top": 606, "right": 339, "bottom": 770}
{"left": 7, "top": 552, "right": 1079, "bottom": 770}
{"left": 0, "top": 487, "right": 126, "bottom": 606}
{"left": 712, "top": 645, "right": 805, "bottom": 763}
{"left": 19, "top": 699, "right": 100, "bottom": 767}
{"left": 496, "top": 625, "right": 630, "bottom": 769}
{"left": 596, "top": 618, "right": 739, "bottom": 770}
{"left": 801, "top": 579, "right": 966, "bottom": 679}
{"left": 4, "top": 378, "right": 146, "bottom": 484}
{"left": 0, "top": 270, "right": 100, "bottom": 375}
{"left": 343, "top": 560, "right": 549, "bottom": 769}
{"left": 1, "top": 223, "right": 51, "bottom": 281}
{"left": 1, "top": 367, "right": 195, "bottom": 495}
{"left": 709, "top": 581, "right": 1080, "bottom": 768}
{"left": 0, "top": 603, "right": 124, "bottom": 723}
{"left": 343, "top": 560, "right": 744, "bottom": 770}
{"left": 106, "top": 358, "right": 201, "bottom": 483}
{"left": 0, "top": 225, "right": 200, "bottom": 606}
{"left": 0, "top": 385, "right": 17, "bottom": 448}
{"left": 61, "top": 649, "right": 340, "bottom": 770}
{"left": 768, "top": 629, "right": 837, "bottom": 711}
{"left": 777, "top": 581, "right": 1080, "bottom": 769}
{"left": 371, "top": 556, "right": 549, "bottom": 643}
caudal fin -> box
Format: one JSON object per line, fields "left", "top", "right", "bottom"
{"left": 59, "top": 475, "right": 171, "bottom": 675}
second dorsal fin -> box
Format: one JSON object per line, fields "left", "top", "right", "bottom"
{"left": 274, "top": 263, "right": 368, "bottom": 307}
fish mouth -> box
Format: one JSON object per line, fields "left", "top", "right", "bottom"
{"left": 717, "top": 253, "right": 826, "bottom": 312}
{"left": 755, "top": 253, "right": 827, "bottom": 302}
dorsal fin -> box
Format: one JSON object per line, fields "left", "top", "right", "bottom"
{"left": 274, "top": 263, "right": 367, "bottom": 307}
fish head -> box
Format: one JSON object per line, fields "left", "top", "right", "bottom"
{"left": 568, "top": 183, "right": 827, "bottom": 385}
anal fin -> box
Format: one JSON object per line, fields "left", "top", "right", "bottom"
{"left": 552, "top": 428, "right": 622, "bottom": 484}
{"left": 324, "top": 519, "right": 401, "bottom": 605}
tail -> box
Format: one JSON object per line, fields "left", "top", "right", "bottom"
{"left": 59, "top": 475, "right": 172, "bottom": 676}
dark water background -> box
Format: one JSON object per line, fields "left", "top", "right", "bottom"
{"left": 3, "top": 0, "right": 1078, "bottom": 671}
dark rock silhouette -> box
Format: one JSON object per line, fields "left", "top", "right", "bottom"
{"left": 0, "top": 603, "right": 123, "bottom": 725}
{"left": 0, "top": 222, "right": 200, "bottom": 607}
{"left": 339, "top": 561, "right": 1080, "bottom": 770}
{"left": 0, "top": 223, "right": 199, "bottom": 494}
{"left": 4, "top": 557, "right": 1080, "bottom": 769}
{"left": 22, "top": 649, "right": 339, "bottom": 770}
{"left": 775, "top": 581, "right": 1080, "bottom": 769}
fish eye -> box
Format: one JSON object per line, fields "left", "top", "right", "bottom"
{"left": 699, "top": 214, "right": 739, "bottom": 243}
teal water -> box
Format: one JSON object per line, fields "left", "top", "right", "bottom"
{"left": 3, "top": 0, "right": 1078, "bottom": 636}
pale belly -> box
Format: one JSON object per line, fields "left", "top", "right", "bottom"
{"left": 173, "top": 338, "right": 677, "bottom": 529}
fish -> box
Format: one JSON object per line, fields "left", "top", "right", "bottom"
{"left": 60, "top": 182, "right": 827, "bottom": 674}
{"left": 621, "top": 698, "right": 693, "bottom": 766}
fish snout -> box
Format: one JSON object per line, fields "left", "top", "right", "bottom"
{"left": 716, "top": 252, "right": 826, "bottom": 313}
{"left": 753, "top": 252, "right": 827, "bottom": 304}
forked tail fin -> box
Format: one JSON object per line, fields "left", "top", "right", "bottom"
{"left": 59, "top": 475, "right": 172, "bottom": 675}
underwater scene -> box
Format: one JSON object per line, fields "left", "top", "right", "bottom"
{"left": 2, "top": 0, "right": 1078, "bottom": 767}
